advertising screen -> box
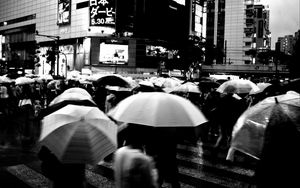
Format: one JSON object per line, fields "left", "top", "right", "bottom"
{"left": 99, "top": 43, "right": 128, "bottom": 65}
{"left": 89, "top": 0, "right": 116, "bottom": 27}
{"left": 57, "top": 0, "right": 71, "bottom": 25}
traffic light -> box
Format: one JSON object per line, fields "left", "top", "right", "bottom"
{"left": 46, "top": 48, "right": 56, "bottom": 63}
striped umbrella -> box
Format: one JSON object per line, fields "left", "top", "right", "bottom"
{"left": 40, "top": 104, "right": 118, "bottom": 164}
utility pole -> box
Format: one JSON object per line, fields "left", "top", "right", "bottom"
{"left": 224, "top": 40, "right": 227, "bottom": 64}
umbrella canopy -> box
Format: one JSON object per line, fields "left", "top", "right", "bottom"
{"left": 171, "top": 82, "right": 200, "bottom": 94}
{"left": 198, "top": 80, "right": 220, "bottom": 91}
{"left": 96, "top": 74, "right": 131, "bottom": 88}
{"left": 217, "top": 79, "right": 259, "bottom": 94}
{"left": 151, "top": 77, "right": 182, "bottom": 89}
{"left": 40, "top": 104, "right": 118, "bottom": 164}
{"left": 49, "top": 87, "right": 94, "bottom": 106}
{"left": 249, "top": 82, "right": 272, "bottom": 95}
{"left": 0, "top": 75, "right": 14, "bottom": 84}
{"left": 108, "top": 92, "right": 207, "bottom": 127}
{"left": 229, "top": 91, "right": 300, "bottom": 160}
{"left": 284, "top": 78, "right": 300, "bottom": 93}
{"left": 15, "top": 77, "right": 35, "bottom": 85}
{"left": 35, "top": 74, "right": 54, "bottom": 83}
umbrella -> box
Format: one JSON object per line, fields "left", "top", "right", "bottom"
{"left": 132, "top": 85, "right": 164, "bottom": 93}
{"left": 151, "top": 77, "right": 182, "bottom": 88}
{"left": 249, "top": 82, "right": 272, "bottom": 95}
{"left": 284, "top": 78, "right": 300, "bottom": 93}
{"left": 198, "top": 80, "right": 220, "bottom": 91}
{"left": 15, "top": 77, "right": 35, "bottom": 85}
{"left": 96, "top": 74, "right": 131, "bottom": 88}
{"left": 0, "top": 75, "right": 14, "bottom": 84}
{"left": 217, "top": 79, "right": 259, "bottom": 94}
{"left": 108, "top": 92, "right": 207, "bottom": 127}
{"left": 228, "top": 91, "right": 300, "bottom": 160}
{"left": 35, "top": 75, "right": 54, "bottom": 83}
{"left": 49, "top": 87, "right": 94, "bottom": 106}
{"left": 171, "top": 82, "right": 200, "bottom": 94}
{"left": 40, "top": 104, "right": 118, "bottom": 164}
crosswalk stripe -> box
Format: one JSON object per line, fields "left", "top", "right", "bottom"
{"left": 6, "top": 164, "right": 50, "bottom": 188}
{"left": 2, "top": 141, "right": 256, "bottom": 188}
{"left": 177, "top": 154, "right": 255, "bottom": 177}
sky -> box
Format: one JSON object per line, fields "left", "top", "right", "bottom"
{"left": 260, "top": 0, "right": 300, "bottom": 49}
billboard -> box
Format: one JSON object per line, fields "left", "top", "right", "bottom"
{"left": 89, "top": 0, "right": 116, "bottom": 27}
{"left": 99, "top": 43, "right": 128, "bottom": 65}
{"left": 57, "top": 0, "right": 71, "bottom": 25}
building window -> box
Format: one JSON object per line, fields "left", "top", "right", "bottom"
{"left": 76, "top": 1, "right": 89, "bottom": 9}
{"left": 244, "top": 60, "right": 251, "bottom": 64}
{"left": 245, "top": 42, "right": 251, "bottom": 46}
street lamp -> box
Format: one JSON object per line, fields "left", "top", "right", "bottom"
{"left": 35, "top": 30, "right": 60, "bottom": 76}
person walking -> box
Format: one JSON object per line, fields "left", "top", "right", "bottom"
{"left": 212, "top": 86, "right": 247, "bottom": 155}
{"left": 146, "top": 128, "right": 181, "bottom": 188}
{"left": 38, "top": 146, "right": 86, "bottom": 188}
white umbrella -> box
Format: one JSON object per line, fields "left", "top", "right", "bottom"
{"left": 35, "top": 74, "right": 54, "bottom": 83}
{"left": 40, "top": 104, "right": 118, "bottom": 164}
{"left": 15, "top": 77, "right": 35, "bottom": 85}
{"left": 49, "top": 87, "right": 94, "bottom": 106}
{"left": 108, "top": 92, "right": 207, "bottom": 127}
{"left": 249, "top": 82, "right": 272, "bottom": 95}
{"left": 0, "top": 75, "right": 14, "bottom": 84}
{"left": 171, "top": 82, "right": 201, "bottom": 94}
{"left": 217, "top": 79, "right": 260, "bottom": 94}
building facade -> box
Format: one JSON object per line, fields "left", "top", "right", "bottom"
{"left": 276, "top": 35, "right": 295, "bottom": 55}
{"left": 0, "top": 0, "right": 208, "bottom": 76}
{"left": 205, "top": 0, "right": 271, "bottom": 65}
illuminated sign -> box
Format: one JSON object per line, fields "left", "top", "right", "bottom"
{"left": 146, "top": 46, "right": 167, "bottom": 57}
{"left": 99, "top": 43, "right": 128, "bottom": 65}
{"left": 57, "top": 0, "right": 71, "bottom": 25}
{"left": 89, "top": 0, "right": 116, "bottom": 27}
{"left": 146, "top": 45, "right": 179, "bottom": 59}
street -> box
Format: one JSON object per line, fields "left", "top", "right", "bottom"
{"left": 0, "top": 128, "right": 257, "bottom": 188}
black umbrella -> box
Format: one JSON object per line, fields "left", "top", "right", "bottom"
{"left": 132, "top": 85, "right": 164, "bottom": 93}
{"left": 198, "top": 80, "right": 220, "bottom": 91}
{"left": 284, "top": 78, "right": 300, "bottom": 93}
{"left": 96, "top": 74, "right": 131, "bottom": 88}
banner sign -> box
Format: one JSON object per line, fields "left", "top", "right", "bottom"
{"left": 89, "top": 0, "right": 116, "bottom": 27}
{"left": 57, "top": 0, "right": 71, "bottom": 25}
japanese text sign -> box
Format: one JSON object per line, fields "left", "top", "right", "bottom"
{"left": 89, "top": 0, "right": 116, "bottom": 27}
{"left": 57, "top": 0, "right": 71, "bottom": 25}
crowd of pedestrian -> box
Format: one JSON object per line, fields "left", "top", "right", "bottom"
{"left": 1, "top": 73, "right": 299, "bottom": 188}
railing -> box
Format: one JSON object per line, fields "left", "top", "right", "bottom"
{"left": 202, "top": 64, "right": 289, "bottom": 74}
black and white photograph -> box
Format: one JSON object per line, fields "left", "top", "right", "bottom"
{"left": 0, "top": 0, "right": 300, "bottom": 187}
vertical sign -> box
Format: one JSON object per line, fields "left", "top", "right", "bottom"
{"left": 57, "top": 0, "right": 71, "bottom": 25}
{"left": 0, "top": 35, "right": 2, "bottom": 59}
{"left": 89, "top": 0, "right": 116, "bottom": 27}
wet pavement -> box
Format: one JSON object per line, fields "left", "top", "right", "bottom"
{"left": 0, "top": 113, "right": 258, "bottom": 188}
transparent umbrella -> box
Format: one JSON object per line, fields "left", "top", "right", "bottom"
{"left": 228, "top": 91, "right": 300, "bottom": 160}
